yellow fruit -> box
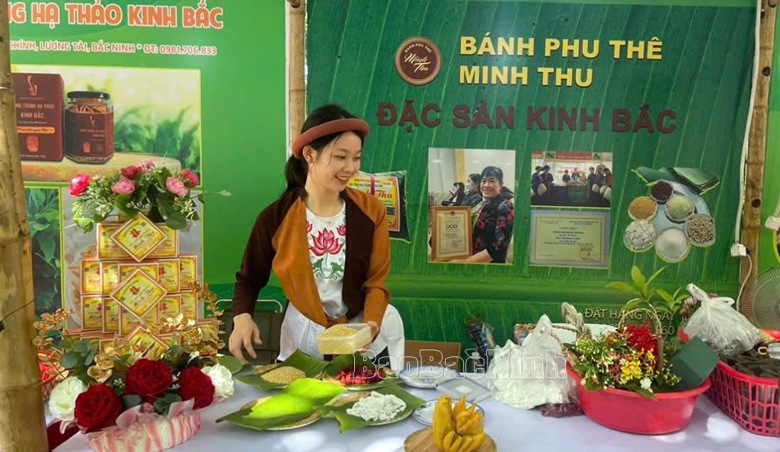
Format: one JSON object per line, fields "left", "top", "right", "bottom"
{"left": 470, "top": 432, "right": 486, "bottom": 450}
{"left": 453, "top": 396, "right": 467, "bottom": 415}
{"left": 456, "top": 436, "right": 473, "bottom": 452}
{"left": 433, "top": 396, "right": 454, "bottom": 448}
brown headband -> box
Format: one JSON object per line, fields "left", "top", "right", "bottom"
{"left": 292, "top": 118, "right": 369, "bottom": 159}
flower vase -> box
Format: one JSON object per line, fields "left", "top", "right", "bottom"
{"left": 85, "top": 400, "right": 200, "bottom": 452}
{"left": 566, "top": 363, "right": 710, "bottom": 435}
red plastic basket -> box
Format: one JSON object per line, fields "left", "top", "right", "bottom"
{"left": 705, "top": 360, "right": 780, "bottom": 436}
{"left": 566, "top": 362, "right": 710, "bottom": 435}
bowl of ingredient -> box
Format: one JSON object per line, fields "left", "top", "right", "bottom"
{"left": 628, "top": 196, "right": 657, "bottom": 221}
{"left": 624, "top": 220, "right": 657, "bottom": 252}
{"left": 665, "top": 194, "right": 695, "bottom": 223}
{"left": 684, "top": 214, "right": 715, "bottom": 247}
{"left": 655, "top": 227, "right": 690, "bottom": 263}
{"left": 650, "top": 180, "right": 674, "bottom": 204}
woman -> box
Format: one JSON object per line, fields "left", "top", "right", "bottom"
{"left": 229, "top": 104, "right": 391, "bottom": 362}
{"left": 462, "top": 173, "right": 483, "bottom": 207}
{"left": 459, "top": 166, "right": 514, "bottom": 263}
{"left": 441, "top": 182, "right": 465, "bottom": 206}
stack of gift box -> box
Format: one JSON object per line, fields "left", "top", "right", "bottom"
{"left": 75, "top": 214, "right": 214, "bottom": 355}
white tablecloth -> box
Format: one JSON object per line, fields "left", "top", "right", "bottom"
{"left": 55, "top": 378, "right": 780, "bottom": 452}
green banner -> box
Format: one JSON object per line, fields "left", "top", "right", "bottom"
{"left": 306, "top": 0, "right": 755, "bottom": 303}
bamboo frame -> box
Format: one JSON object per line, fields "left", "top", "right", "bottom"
{"left": 0, "top": 4, "right": 49, "bottom": 450}
{"left": 288, "top": 0, "right": 306, "bottom": 143}
{"left": 742, "top": 1, "right": 776, "bottom": 285}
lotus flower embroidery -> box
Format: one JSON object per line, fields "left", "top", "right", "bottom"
{"left": 309, "top": 228, "right": 344, "bottom": 256}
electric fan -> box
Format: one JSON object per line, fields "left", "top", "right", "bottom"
{"left": 740, "top": 267, "right": 780, "bottom": 330}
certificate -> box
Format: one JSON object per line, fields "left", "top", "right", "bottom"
{"left": 529, "top": 210, "right": 610, "bottom": 268}
{"left": 430, "top": 206, "right": 473, "bottom": 262}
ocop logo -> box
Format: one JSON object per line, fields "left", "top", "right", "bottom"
{"left": 395, "top": 37, "right": 441, "bottom": 86}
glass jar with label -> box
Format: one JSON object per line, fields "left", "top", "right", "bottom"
{"left": 64, "top": 91, "right": 114, "bottom": 163}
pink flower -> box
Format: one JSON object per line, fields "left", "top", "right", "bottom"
{"left": 306, "top": 221, "right": 313, "bottom": 233}
{"left": 309, "top": 229, "right": 343, "bottom": 256}
{"left": 180, "top": 169, "right": 199, "bottom": 188}
{"left": 166, "top": 177, "right": 188, "bottom": 197}
{"left": 337, "top": 224, "right": 346, "bottom": 236}
{"left": 121, "top": 165, "right": 143, "bottom": 179}
{"left": 139, "top": 159, "right": 156, "bottom": 170}
{"left": 69, "top": 174, "right": 90, "bottom": 196}
{"left": 111, "top": 178, "right": 135, "bottom": 195}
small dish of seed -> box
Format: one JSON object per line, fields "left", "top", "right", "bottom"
{"left": 684, "top": 214, "right": 716, "bottom": 247}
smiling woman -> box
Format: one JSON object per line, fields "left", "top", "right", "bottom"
{"left": 230, "top": 104, "right": 393, "bottom": 365}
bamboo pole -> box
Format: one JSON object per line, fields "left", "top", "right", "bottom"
{"left": 0, "top": 4, "right": 50, "bottom": 451}
{"left": 288, "top": 0, "right": 306, "bottom": 139}
{"left": 742, "top": 1, "right": 776, "bottom": 285}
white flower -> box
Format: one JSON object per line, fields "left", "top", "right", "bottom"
{"left": 48, "top": 377, "right": 87, "bottom": 421}
{"left": 640, "top": 377, "right": 652, "bottom": 391}
{"left": 203, "top": 364, "right": 234, "bottom": 398}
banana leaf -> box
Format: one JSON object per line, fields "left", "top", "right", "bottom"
{"left": 216, "top": 395, "right": 319, "bottom": 431}
{"left": 321, "top": 353, "right": 401, "bottom": 390}
{"left": 318, "top": 384, "right": 426, "bottom": 433}
{"left": 236, "top": 349, "right": 328, "bottom": 391}
{"left": 218, "top": 354, "right": 247, "bottom": 375}
{"left": 217, "top": 378, "right": 346, "bottom": 431}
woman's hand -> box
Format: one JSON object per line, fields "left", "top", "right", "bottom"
{"left": 228, "top": 313, "right": 262, "bottom": 363}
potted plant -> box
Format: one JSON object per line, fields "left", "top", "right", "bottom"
{"left": 606, "top": 265, "right": 689, "bottom": 337}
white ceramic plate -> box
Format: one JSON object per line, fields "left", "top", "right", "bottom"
{"left": 399, "top": 365, "right": 459, "bottom": 388}
{"left": 412, "top": 399, "right": 485, "bottom": 426}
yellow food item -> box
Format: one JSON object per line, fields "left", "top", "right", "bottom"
{"left": 432, "top": 396, "right": 485, "bottom": 452}
{"left": 260, "top": 366, "right": 305, "bottom": 385}
{"left": 320, "top": 324, "right": 357, "bottom": 338}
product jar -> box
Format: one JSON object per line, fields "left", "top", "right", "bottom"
{"left": 64, "top": 91, "right": 114, "bottom": 163}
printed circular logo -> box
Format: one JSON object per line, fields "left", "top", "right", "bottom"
{"left": 395, "top": 37, "right": 441, "bottom": 86}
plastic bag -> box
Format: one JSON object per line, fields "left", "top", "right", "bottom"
{"left": 486, "top": 315, "right": 571, "bottom": 409}
{"left": 683, "top": 283, "right": 760, "bottom": 358}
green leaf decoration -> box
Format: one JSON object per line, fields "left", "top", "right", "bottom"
{"left": 165, "top": 211, "right": 187, "bottom": 230}
{"left": 218, "top": 354, "right": 247, "bottom": 375}
{"left": 646, "top": 266, "right": 666, "bottom": 286}
{"left": 605, "top": 281, "right": 641, "bottom": 297}
{"left": 623, "top": 298, "right": 651, "bottom": 312}
{"left": 153, "top": 393, "right": 182, "bottom": 415}
{"left": 114, "top": 194, "right": 138, "bottom": 217}
{"left": 60, "top": 352, "right": 80, "bottom": 369}
{"left": 318, "top": 384, "right": 426, "bottom": 433}
{"left": 235, "top": 349, "right": 328, "bottom": 391}
{"left": 630, "top": 266, "right": 648, "bottom": 298}
{"left": 121, "top": 394, "right": 142, "bottom": 410}
{"left": 321, "top": 353, "right": 400, "bottom": 391}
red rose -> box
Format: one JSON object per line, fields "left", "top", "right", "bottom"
{"left": 180, "top": 169, "right": 200, "bottom": 188}
{"left": 69, "top": 174, "right": 91, "bottom": 196}
{"left": 125, "top": 359, "right": 173, "bottom": 402}
{"left": 74, "top": 384, "right": 122, "bottom": 431}
{"left": 177, "top": 366, "right": 215, "bottom": 409}
{"left": 120, "top": 165, "right": 143, "bottom": 179}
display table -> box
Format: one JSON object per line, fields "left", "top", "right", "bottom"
{"left": 55, "top": 378, "right": 779, "bottom": 451}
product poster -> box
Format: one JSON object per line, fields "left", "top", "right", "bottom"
{"left": 307, "top": 0, "right": 755, "bottom": 294}
{"left": 10, "top": 0, "right": 237, "bottom": 317}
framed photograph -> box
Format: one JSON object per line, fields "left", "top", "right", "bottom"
{"left": 430, "top": 206, "right": 473, "bottom": 262}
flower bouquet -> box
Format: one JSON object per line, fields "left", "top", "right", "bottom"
{"left": 565, "top": 305, "right": 710, "bottom": 434}
{"left": 37, "top": 304, "right": 234, "bottom": 451}
{"left": 70, "top": 159, "right": 201, "bottom": 233}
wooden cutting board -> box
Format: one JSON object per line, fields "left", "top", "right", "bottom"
{"left": 404, "top": 428, "right": 496, "bottom": 452}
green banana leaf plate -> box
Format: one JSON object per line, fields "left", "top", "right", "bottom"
{"left": 319, "top": 384, "right": 426, "bottom": 433}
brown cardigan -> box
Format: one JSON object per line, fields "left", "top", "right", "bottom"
{"left": 233, "top": 187, "right": 390, "bottom": 328}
